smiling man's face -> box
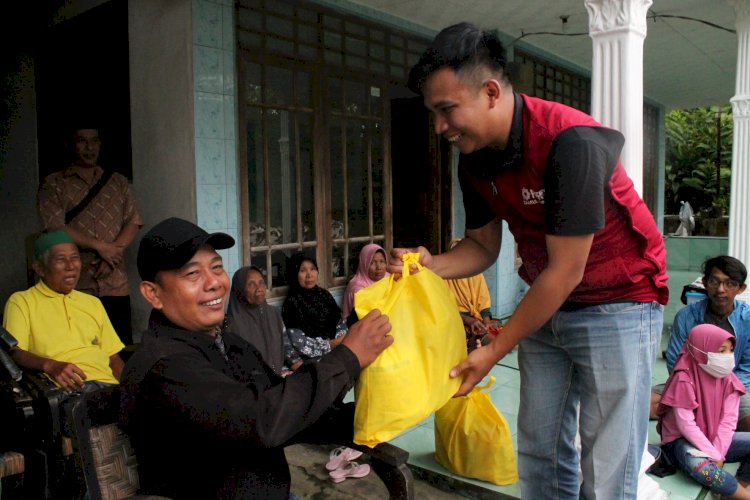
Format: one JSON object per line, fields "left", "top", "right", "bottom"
{"left": 146, "top": 245, "right": 230, "bottom": 334}
{"left": 423, "top": 67, "right": 501, "bottom": 154}
{"left": 72, "top": 128, "right": 101, "bottom": 168}
{"left": 37, "top": 243, "right": 81, "bottom": 294}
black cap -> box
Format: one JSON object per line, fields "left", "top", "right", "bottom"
{"left": 137, "top": 217, "right": 235, "bottom": 281}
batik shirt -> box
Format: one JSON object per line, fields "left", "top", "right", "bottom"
{"left": 38, "top": 165, "right": 143, "bottom": 297}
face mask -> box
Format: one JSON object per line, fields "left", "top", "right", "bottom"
{"left": 689, "top": 342, "right": 736, "bottom": 378}
{"left": 699, "top": 352, "right": 736, "bottom": 379}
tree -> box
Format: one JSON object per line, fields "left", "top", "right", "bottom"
{"left": 664, "top": 106, "right": 732, "bottom": 217}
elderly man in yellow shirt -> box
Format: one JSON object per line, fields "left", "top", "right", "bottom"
{"left": 3, "top": 231, "right": 124, "bottom": 391}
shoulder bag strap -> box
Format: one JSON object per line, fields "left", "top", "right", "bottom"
{"left": 65, "top": 170, "right": 115, "bottom": 224}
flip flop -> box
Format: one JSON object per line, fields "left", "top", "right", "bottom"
{"left": 325, "top": 446, "right": 363, "bottom": 471}
{"left": 329, "top": 461, "right": 371, "bottom": 483}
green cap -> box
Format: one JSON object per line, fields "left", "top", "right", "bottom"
{"left": 34, "top": 231, "right": 74, "bottom": 260}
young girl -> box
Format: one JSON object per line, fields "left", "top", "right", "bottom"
{"left": 657, "top": 324, "right": 750, "bottom": 499}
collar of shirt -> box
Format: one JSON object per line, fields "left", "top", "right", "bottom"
{"left": 704, "top": 301, "right": 734, "bottom": 324}
{"left": 145, "top": 309, "right": 226, "bottom": 354}
{"left": 63, "top": 164, "right": 104, "bottom": 183}
{"left": 462, "top": 92, "right": 524, "bottom": 179}
{"left": 35, "top": 280, "right": 75, "bottom": 299}
{"left": 213, "top": 326, "right": 229, "bottom": 361}
{"left": 504, "top": 92, "right": 524, "bottom": 169}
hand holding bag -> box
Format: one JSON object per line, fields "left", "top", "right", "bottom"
{"left": 434, "top": 376, "right": 519, "bottom": 485}
{"left": 352, "top": 253, "right": 467, "bottom": 446}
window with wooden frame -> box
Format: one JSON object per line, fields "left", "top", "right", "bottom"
{"left": 513, "top": 49, "right": 591, "bottom": 112}
{"left": 237, "top": 0, "right": 426, "bottom": 295}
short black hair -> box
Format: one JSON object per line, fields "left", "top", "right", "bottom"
{"left": 66, "top": 114, "right": 102, "bottom": 139}
{"left": 703, "top": 255, "right": 747, "bottom": 284}
{"left": 407, "top": 22, "right": 509, "bottom": 95}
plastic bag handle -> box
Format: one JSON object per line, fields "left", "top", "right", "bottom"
{"left": 400, "top": 253, "right": 423, "bottom": 277}
{"left": 477, "top": 375, "right": 496, "bottom": 391}
{"left": 383, "top": 252, "right": 423, "bottom": 297}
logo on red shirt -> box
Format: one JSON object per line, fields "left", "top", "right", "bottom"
{"left": 522, "top": 187, "right": 545, "bottom": 205}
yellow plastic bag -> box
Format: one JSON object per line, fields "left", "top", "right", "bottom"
{"left": 434, "top": 376, "right": 519, "bottom": 486}
{"left": 353, "top": 253, "right": 467, "bottom": 446}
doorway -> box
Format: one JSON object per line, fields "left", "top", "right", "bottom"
{"left": 35, "top": 0, "right": 131, "bottom": 182}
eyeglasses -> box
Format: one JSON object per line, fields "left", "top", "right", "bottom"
{"left": 706, "top": 276, "right": 741, "bottom": 290}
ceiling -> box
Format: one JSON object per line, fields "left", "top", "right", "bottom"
{"left": 344, "top": 0, "right": 739, "bottom": 110}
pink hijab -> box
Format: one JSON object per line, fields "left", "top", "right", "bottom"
{"left": 657, "top": 324, "right": 746, "bottom": 443}
{"left": 341, "top": 243, "right": 388, "bottom": 320}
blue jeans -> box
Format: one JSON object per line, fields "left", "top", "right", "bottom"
{"left": 663, "top": 435, "right": 750, "bottom": 496}
{"left": 517, "top": 301, "right": 662, "bottom": 499}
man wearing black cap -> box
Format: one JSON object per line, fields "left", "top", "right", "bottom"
{"left": 120, "top": 217, "right": 393, "bottom": 499}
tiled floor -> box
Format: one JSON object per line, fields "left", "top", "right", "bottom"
{"left": 379, "top": 268, "right": 719, "bottom": 499}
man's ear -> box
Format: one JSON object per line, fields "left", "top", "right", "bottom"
{"left": 740, "top": 283, "right": 748, "bottom": 294}
{"left": 32, "top": 260, "right": 45, "bottom": 280}
{"left": 484, "top": 79, "right": 503, "bottom": 108}
{"left": 139, "top": 281, "right": 163, "bottom": 309}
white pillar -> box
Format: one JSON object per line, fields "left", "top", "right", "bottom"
{"left": 585, "top": 0, "right": 652, "bottom": 196}
{"left": 584, "top": 3, "right": 668, "bottom": 499}
{"left": 729, "top": 0, "right": 750, "bottom": 265}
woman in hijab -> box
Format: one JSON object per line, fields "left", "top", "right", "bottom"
{"left": 280, "top": 254, "right": 365, "bottom": 478}
{"left": 282, "top": 253, "right": 346, "bottom": 341}
{"left": 341, "top": 243, "right": 388, "bottom": 321}
{"left": 657, "top": 324, "right": 750, "bottom": 499}
{"left": 228, "top": 265, "right": 337, "bottom": 375}
{"left": 226, "top": 266, "right": 286, "bottom": 375}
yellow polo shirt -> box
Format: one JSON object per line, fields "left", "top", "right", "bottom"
{"left": 3, "top": 281, "right": 123, "bottom": 384}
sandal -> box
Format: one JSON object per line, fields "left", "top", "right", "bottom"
{"left": 329, "top": 461, "right": 370, "bottom": 483}
{"left": 325, "top": 446, "right": 363, "bottom": 471}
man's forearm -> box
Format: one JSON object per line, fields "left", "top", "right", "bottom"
{"left": 109, "top": 354, "right": 125, "bottom": 381}
{"left": 10, "top": 347, "right": 53, "bottom": 373}
{"left": 114, "top": 222, "right": 141, "bottom": 248}
{"left": 432, "top": 221, "right": 501, "bottom": 279}
{"left": 58, "top": 226, "right": 102, "bottom": 252}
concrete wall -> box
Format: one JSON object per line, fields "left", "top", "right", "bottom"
{"left": 128, "top": 0, "right": 196, "bottom": 336}
{"left": 665, "top": 236, "right": 730, "bottom": 273}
